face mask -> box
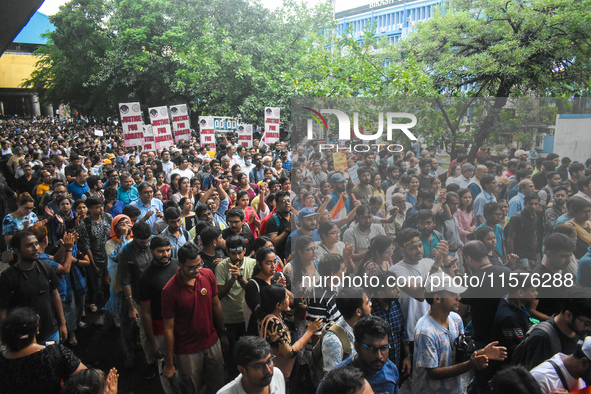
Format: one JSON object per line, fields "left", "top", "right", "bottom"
{"left": 245, "top": 159, "right": 252, "bottom": 165}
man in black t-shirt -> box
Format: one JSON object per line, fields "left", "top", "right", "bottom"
{"left": 532, "top": 233, "right": 576, "bottom": 318}
{"left": 417, "top": 157, "right": 434, "bottom": 190}
{"left": 199, "top": 225, "right": 227, "bottom": 271}
{"left": 0, "top": 231, "right": 66, "bottom": 344}
{"left": 493, "top": 274, "right": 537, "bottom": 362}
{"left": 506, "top": 193, "right": 540, "bottom": 270}
{"left": 222, "top": 208, "right": 255, "bottom": 255}
{"left": 518, "top": 287, "right": 591, "bottom": 370}
{"left": 460, "top": 240, "right": 511, "bottom": 393}
{"left": 264, "top": 190, "right": 291, "bottom": 260}
{"left": 139, "top": 236, "right": 178, "bottom": 388}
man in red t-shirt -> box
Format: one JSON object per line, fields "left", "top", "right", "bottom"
{"left": 161, "top": 241, "right": 229, "bottom": 393}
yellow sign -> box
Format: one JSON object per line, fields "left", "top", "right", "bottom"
{"left": 333, "top": 151, "right": 348, "bottom": 173}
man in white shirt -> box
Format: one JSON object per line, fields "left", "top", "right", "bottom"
{"left": 530, "top": 336, "right": 591, "bottom": 394}
{"left": 389, "top": 228, "right": 453, "bottom": 340}
{"left": 241, "top": 153, "right": 255, "bottom": 177}
{"left": 234, "top": 145, "right": 246, "bottom": 168}
{"left": 161, "top": 150, "right": 175, "bottom": 176}
{"left": 217, "top": 336, "right": 285, "bottom": 394}
{"left": 168, "top": 156, "right": 194, "bottom": 181}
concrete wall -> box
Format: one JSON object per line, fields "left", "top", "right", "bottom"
{"left": 553, "top": 114, "right": 591, "bottom": 162}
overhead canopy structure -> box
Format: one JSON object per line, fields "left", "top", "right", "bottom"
{"left": 0, "top": 0, "right": 44, "bottom": 55}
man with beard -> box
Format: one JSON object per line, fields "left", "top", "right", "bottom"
{"left": 531, "top": 233, "right": 576, "bottom": 318}
{"left": 417, "top": 158, "right": 434, "bottom": 190}
{"left": 199, "top": 225, "right": 227, "bottom": 271}
{"left": 351, "top": 167, "right": 374, "bottom": 204}
{"left": 530, "top": 336, "right": 591, "bottom": 394}
{"left": 389, "top": 229, "right": 453, "bottom": 341}
{"left": 160, "top": 150, "right": 174, "bottom": 177}
{"left": 371, "top": 271, "right": 411, "bottom": 380}
{"left": 169, "top": 156, "right": 194, "bottom": 182}
{"left": 138, "top": 236, "right": 178, "bottom": 389}
{"left": 248, "top": 153, "right": 265, "bottom": 184}
{"left": 413, "top": 272, "right": 507, "bottom": 394}
{"left": 322, "top": 288, "right": 372, "bottom": 373}
{"left": 218, "top": 336, "right": 285, "bottom": 394}
{"left": 326, "top": 173, "right": 352, "bottom": 214}
{"left": 119, "top": 222, "right": 155, "bottom": 370}
{"left": 222, "top": 208, "right": 255, "bottom": 255}
{"left": 538, "top": 171, "right": 563, "bottom": 207}
{"left": 162, "top": 242, "right": 228, "bottom": 393}
{"left": 517, "top": 286, "right": 591, "bottom": 370}
{"left": 460, "top": 240, "right": 511, "bottom": 394}
{"left": 215, "top": 235, "right": 257, "bottom": 377}
{"left": 343, "top": 205, "right": 386, "bottom": 263}
{"left": 331, "top": 315, "right": 399, "bottom": 393}
{"left": 285, "top": 207, "right": 320, "bottom": 259}
{"left": 0, "top": 230, "right": 67, "bottom": 344}
{"left": 264, "top": 191, "right": 292, "bottom": 260}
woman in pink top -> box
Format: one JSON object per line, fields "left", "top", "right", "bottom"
{"left": 456, "top": 188, "right": 476, "bottom": 244}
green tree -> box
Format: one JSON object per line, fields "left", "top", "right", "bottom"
{"left": 24, "top": 0, "right": 114, "bottom": 115}
{"left": 399, "top": 0, "right": 591, "bottom": 160}
{"left": 24, "top": 0, "right": 337, "bottom": 130}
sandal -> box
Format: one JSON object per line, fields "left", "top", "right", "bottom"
{"left": 89, "top": 304, "right": 98, "bottom": 313}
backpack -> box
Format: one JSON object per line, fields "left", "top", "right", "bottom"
{"left": 511, "top": 320, "right": 561, "bottom": 368}
{"left": 309, "top": 322, "right": 352, "bottom": 387}
{"left": 503, "top": 212, "right": 519, "bottom": 240}
{"left": 3, "top": 260, "right": 54, "bottom": 308}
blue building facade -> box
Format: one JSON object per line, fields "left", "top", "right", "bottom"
{"left": 335, "top": 0, "right": 443, "bottom": 45}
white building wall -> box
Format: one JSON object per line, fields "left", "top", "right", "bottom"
{"left": 553, "top": 114, "right": 591, "bottom": 163}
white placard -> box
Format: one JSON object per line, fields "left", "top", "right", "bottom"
{"left": 199, "top": 116, "right": 216, "bottom": 149}
{"left": 119, "top": 102, "right": 143, "bottom": 147}
{"left": 237, "top": 123, "right": 253, "bottom": 148}
{"left": 143, "top": 125, "right": 155, "bottom": 152}
{"left": 170, "top": 104, "right": 191, "bottom": 143}
{"left": 264, "top": 107, "right": 280, "bottom": 144}
{"left": 148, "top": 106, "right": 174, "bottom": 150}
{"left": 94, "top": 129, "right": 103, "bottom": 136}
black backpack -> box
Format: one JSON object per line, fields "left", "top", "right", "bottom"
{"left": 511, "top": 320, "right": 560, "bottom": 369}
{"left": 3, "top": 260, "right": 54, "bottom": 307}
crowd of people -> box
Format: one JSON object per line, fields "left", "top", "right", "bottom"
{"left": 1, "top": 116, "right": 591, "bottom": 394}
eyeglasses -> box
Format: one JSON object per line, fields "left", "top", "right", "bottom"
{"left": 184, "top": 262, "right": 204, "bottom": 273}
{"left": 303, "top": 247, "right": 316, "bottom": 253}
{"left": 249, "top": 355, "right": 276, "bottom": 372}
{"left": 362, "top": 343, "right": 390, "bottom": 354}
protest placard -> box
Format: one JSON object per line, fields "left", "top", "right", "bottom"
{"left": 170, "top": 104, "right": 191, "bottom": 143}
{"left": 148, "top": 106, "right": 174, "bottom": 150}
{"left": 119, "top": 102, "right": 143, "bottom": 147}
{"left": 264, "top": 107, "right": 280, "bottom": 144}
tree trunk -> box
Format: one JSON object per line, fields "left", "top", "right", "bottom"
{"left": 468, "top": 82, "right": 513, "bottom": 162}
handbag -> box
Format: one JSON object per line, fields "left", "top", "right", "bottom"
{"left": 259, "top": 314, "right": 297, "bottom": 378}
{"left": 454, "top": 333, "right": 476, "bottom": 364}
